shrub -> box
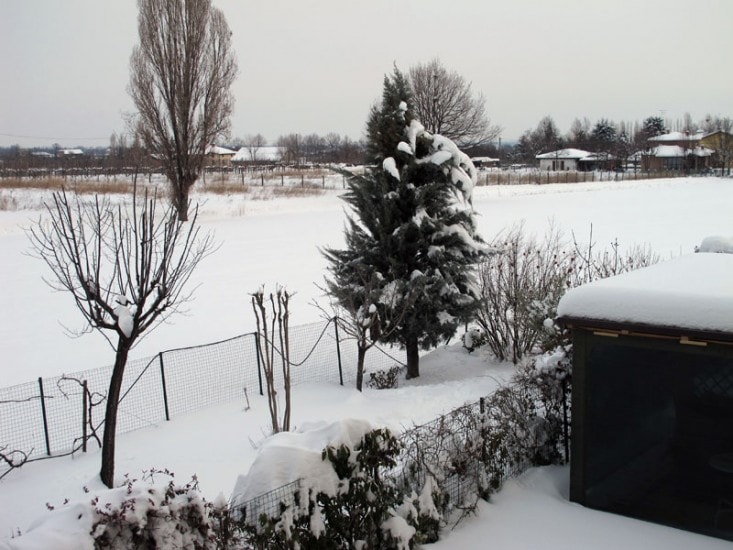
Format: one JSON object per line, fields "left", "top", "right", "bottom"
{"left": 476, "top": 224, "right": 659, "bottom": 363}
{"left": 476, "top": 224, "right": 572, "bottom": 363}
{"left": 90, "top": 469, "right": 240, "bottom": 549}
{"left": 461, "top": 327, "right": 487, "bottom": 353}
{"left": 367, "top": 365, "right": 402, "bottom": 389}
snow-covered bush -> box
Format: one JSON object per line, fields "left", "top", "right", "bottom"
{"left": 397, "top": 349, "right": 572, "bottom": 521}
{"left": 484, "top": 349, "right": 571, "bottom": 475}
{"left": 461, "top": 327, "right": 487, "bottom": 353}
{"left": 366, "top": 364, "right": 402, "bottom": 389}
{"left": 241, "top": 428, "right": 436, "bottom": 549}
{"left": 90, "top": 470, "right": 237, "bottom": 549}
{"left": 399, "top": 403, "right": 488, "bottom": 526}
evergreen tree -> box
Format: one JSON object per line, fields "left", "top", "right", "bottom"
{"left": 590, "top": 118, "right": 617, "bottom": 149}
{"left": 641, "top": 116, "right": 667, "bottom": 139}
{"left": 324, "top": 69, "right": 487, "bottom": 380}
{"left": 365, "top": 66, "right": 415, "bottom": 166}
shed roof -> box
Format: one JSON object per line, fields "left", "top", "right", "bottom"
{"left": 557, "top": 253, "right": 733, "bottom": 340}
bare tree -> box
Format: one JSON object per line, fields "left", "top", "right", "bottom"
{"left": 277, "top": 134, "right": 302, "bottom": 165}
{"left": 243, "top": 133, "right": 267, "bottom": 163}
{"left": 28, "top": 186, "right": 214, "bottom": 488}
{"left": 251, "top": 287, "right": 293, "bottom": 433}
{"left": 129, "top": 0, "right": 238, "bottom": 221}
{"left": 409, "top": 58, "right": 501, "bottom": 148}
{"left": 324, "top": 132, "right": 342, "bottom": 163}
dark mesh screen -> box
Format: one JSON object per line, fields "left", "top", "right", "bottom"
{"left": 583, "top": 341, "right": 733, "bottom": 540}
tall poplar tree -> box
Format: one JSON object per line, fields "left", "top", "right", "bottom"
{"left": 324, "top": 68, "right": 487, "bottom": 379}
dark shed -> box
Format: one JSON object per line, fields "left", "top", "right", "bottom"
{"left": 557, "top": 253, "right": 733, "bottom": 541}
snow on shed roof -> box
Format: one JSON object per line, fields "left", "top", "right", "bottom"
{"left": 557, "top": 252, "right": 733, "bottom": 337}
{"left": 649, "top": 145, "right": 713, "bottom": 158}
{"left": 648, "top": 131, "right": 704, "bottom": 142}
{"left": 535, "top": 148, "right": 591, "bottom": 160}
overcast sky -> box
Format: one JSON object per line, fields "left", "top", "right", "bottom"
{"left": 1, "top": 0, "right": 731, "bottom": 148}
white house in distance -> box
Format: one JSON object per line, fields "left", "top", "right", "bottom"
{"left": 536, "top": 148, "right": 591, "bottom": 171}
{"left": 232, "top": 146, "right": 285, "bottom": 165}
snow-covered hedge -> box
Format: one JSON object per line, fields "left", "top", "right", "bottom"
{"left": 4, "top": 470, "right": 236, "bottom": 550}
{"left": 235, "top": 424, "right": 437, "bottom": 548}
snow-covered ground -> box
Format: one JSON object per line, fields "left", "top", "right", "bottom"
{"left": 1, "top": 177, "right": 732, "bottom": 548}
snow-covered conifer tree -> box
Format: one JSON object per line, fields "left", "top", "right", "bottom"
{"left": 324, "top": 68, "right": 487, "bottom": 379}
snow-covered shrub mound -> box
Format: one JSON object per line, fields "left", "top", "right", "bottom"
{"left": 230, "top": 418, "right": 373, "bottom": 508}
{"left": 697, "top": 235, "right": 733, "bottom": 253}
{"left": 3, "top": 471, "right": 230, "bottom": 550}
{"left": 230, "top": 420, "right": 438, "bottom": 549}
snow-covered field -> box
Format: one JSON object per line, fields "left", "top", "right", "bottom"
{"left": 1, "top": 177, "right": 732, "bottom": 548}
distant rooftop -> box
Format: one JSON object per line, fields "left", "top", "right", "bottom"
{"left": 535, "top": 148, "right": 591, "bottom": 160}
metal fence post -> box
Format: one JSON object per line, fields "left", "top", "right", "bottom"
{"left": 253, "top": 332, "right": 264, "bottom": 396}
{"left": 159, "top": 353, "right": 171, "bottom": 421}
{"left": 82, "top": 380, "right": 88, "bottom": 452}
{"left": 333, "top": 317, "right": 344, "bottom": 386}
{"left": 37, "top": 377, "right": 51, "bottom": 456}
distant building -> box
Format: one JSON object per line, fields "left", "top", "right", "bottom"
{"left": 232, "top": 146, "right": 285, "bottom": 165}
{"left": 205, "top": 145, "right": 236, "bottom": 167}
{"left": 536, "top": 149, "right": 592, "bottom": 171}
{"left": 641, "top": 132, "right": 713, "bottom": 171}
{"left": 57, "top": 148, "right": 84, "bottom": 157}
{"left": 470, "top": 156, "right": 500, "bottom": 169}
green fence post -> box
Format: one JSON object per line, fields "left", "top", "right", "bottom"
{"left": 333, "top": 318, "right": 344, "bottom": 386}
{"left": 159, "top": 353, "right": 171, "bottom": 421}
{"left": 38, "top": 377, "right": 51, "bottom": 456}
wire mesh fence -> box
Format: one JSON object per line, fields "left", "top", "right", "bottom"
{"left": 233, "top": 479, "right": 303, "bottom": 525}
{"left": 0, "top": 317, "right": 406, "bottom": 477}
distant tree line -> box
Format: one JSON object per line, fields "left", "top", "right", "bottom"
{"left": 228, "top": 132, "right": 367, "bottom": 166}
{"left": 511, "top": 113, "right": 733, "bottom": 168}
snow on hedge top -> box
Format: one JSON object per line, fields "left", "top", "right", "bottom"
{"left": 557, "top": 253, "right": 733, "bottom": 335}
{"left": 230, "top": 419, "right": 373, "bottom": 509}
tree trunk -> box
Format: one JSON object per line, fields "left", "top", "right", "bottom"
{"left": 100, "top": 339, "right": 131, "bottom": 488}
{"left": 356, "top": 345, "right": 367, "bottom": 392}
{"left": 405, "top": 337, "right": 420, "bottom": 379}
{"left": 173, "top": 175, "right": 197, "bottom": 221}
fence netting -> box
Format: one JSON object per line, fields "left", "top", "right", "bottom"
{"left": 0, "top": 317, "right": 406, "bottom": 477}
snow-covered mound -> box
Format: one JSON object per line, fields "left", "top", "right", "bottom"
{"left": 230, "top": 419, "right": 373, "bottom": 510}
{"left": 697, "top": 235, "right": 733, "bottom": 254}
